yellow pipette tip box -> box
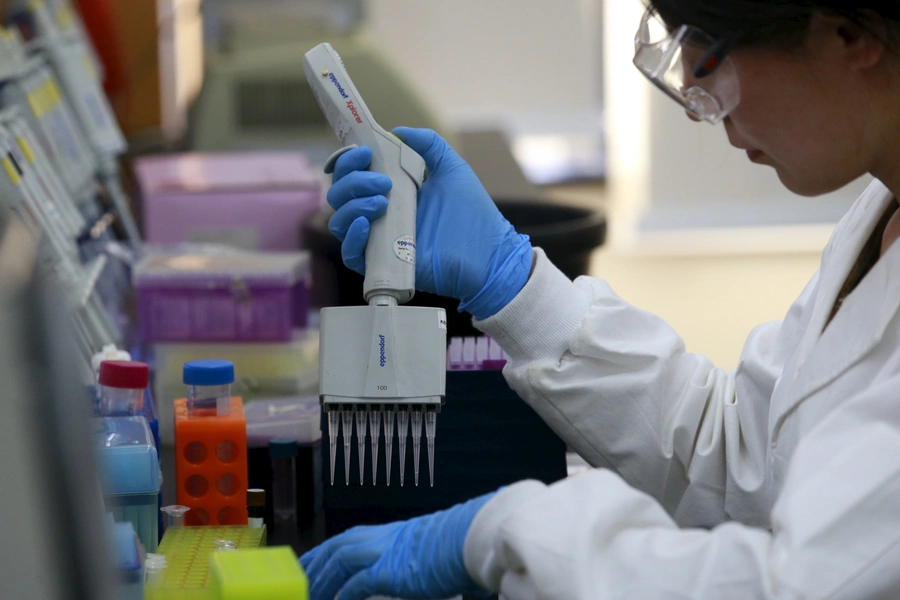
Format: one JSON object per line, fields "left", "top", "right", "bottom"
{"left": 145, "top": 526, "right": 267, "bottom": 600}
{"left": 209, "top": 547, "right": 308, "bottom": 600}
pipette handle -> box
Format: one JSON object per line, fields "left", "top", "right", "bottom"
{"left": 303, "top": 43, "right": 426, "bottom": 305}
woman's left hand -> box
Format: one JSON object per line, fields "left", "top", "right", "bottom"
{"left": 300, "top": 493, "right": 495, "bottom": 600}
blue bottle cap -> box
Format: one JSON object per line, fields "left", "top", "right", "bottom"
{"left": 183, "top": 360, "right": 235, "bottom": 386}
{"left": 268, "top": 437, "right": 299, "bottom": 458}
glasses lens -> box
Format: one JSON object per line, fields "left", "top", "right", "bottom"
{"left": 634, "top": 11, "right": 740, "bottom": 123}
{"left": 638, "top": 10, "right": 672, "bottom": 46}
{"left": 684, "top": 87, "right": 720, "bottom": 118}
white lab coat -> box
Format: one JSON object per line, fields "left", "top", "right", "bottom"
{"left": 465, "top": 179, "right": 900, "bottom": 599}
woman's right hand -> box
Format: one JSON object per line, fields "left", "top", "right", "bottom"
{"left": 326, "top": 127, "right": 533, "bottom": 320}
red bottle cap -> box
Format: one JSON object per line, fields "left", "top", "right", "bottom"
{"left": 99, "top": 361, "right": 149, "bottom": 389}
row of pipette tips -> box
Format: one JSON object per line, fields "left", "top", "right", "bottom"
{"left": 327, "top": 408, "right": 437, "bottom": 487}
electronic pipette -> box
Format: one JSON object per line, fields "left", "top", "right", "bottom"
{"left": 304, "top": 43, "right": 447, "bottom": 487}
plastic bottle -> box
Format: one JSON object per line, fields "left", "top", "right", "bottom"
{"left": 183, "top": 359, "right": 234, "bottom": 416}
{"left": 98, "top": 360, "right": 148, "bottom": 416}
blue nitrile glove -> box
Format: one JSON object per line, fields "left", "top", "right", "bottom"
{"left": 299, "top": 492, "right": 495, "bottom": 600}
{"left": 326, "top": 127, "right": 533, "bottom": 320}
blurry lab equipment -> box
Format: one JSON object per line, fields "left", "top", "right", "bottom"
{"left": 0, "top": 212, "right": 117, "bottom": 600}
{"left": 133, "top": 151, "right": 322, "bottom": 250}
{"left": 191, "top": 32, "right": 446, "bottom": 164}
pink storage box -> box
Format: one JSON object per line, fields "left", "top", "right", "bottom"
{"left": 134, "top": 249, "right": 311, "bottom": 343}
{"left": 135, "top": 152, "right": 323, "bottom": 251}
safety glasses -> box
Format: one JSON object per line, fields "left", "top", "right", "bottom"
{"left": 633, "top": 8, "right": 741, "bottom": 124}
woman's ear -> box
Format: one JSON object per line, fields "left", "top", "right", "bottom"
{"left": 809, "top": 11, "right": 887, "bottom": 70}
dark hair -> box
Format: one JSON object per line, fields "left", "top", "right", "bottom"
{"left": 647, "top": 1, "right": 900, "bottom": 50}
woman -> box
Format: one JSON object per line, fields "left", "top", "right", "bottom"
{"left": 301, "top": 1, "right": 900, "bottom": 598}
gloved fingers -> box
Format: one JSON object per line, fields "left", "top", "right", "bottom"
{"left": 327, "top": 170, "right": 393, "bottom": 211}
{"left": 311, "top": 546, "right": 382, "bottom": 600}
{"left": 331, "top": 145, "right": 373, "bottom": 181}
{"left": 328, "top": 196, "right": 388, "bottom": 241}
{"left": 302, "top": 526, "right": 378, "bottom": 584}
{"left": 393, "top": 127, "right": 450, "bottom": 172}
{"left": 334, "top": 568, "right": 380, "bottom": 600}
{"left": 341, "top": 217, "right": 370, "bottom": 275}
{"left": 299, "top": 547, "right": 318, "bottom": 573}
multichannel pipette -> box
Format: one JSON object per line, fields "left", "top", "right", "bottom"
{"left": 305, "top": 43, "right": 447, "bottom": 487}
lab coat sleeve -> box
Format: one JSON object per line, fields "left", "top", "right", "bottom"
{"left": 463, "top": 374, "right": 900, "bottom": 600}
{"left": 476, "top": 249, "right": 817, "bottom": 527}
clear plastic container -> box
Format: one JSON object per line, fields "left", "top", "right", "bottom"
{"left": 135, "top": 151, "right": 323, "bottom": 251}
{"left": 98, "top": 360, "right": 149, "bottom": 416}
{"left": 214, "top": 539, "right": 237, "bottom": 552}
{"left": 188, "top": 384, "right": 232, "bottom": 416}
{"left": 160, "top": 505, "right": 190, "bottom": 530}
{"left": 99, "top": 386, "right": 145, "bottom": 415}
{"left": 184, "top": 360, "right": 234, "bottom": 417}
{"left": 134, "top": 248, "right": 312, "bottom": 343}
{"left": 245, "top": 396, "right": 321, "bottom": 448}
{"left": 143, "top": 553, "right": 168, "bottom": 588}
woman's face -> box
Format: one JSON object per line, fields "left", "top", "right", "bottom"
{"left": 717, "top": 16, "right": 885, "bottom": 196}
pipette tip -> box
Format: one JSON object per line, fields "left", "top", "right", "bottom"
{"left": 342, "top": 410, "right": 353, "bottom": 486}
{"left": 370, "top": 411, "right": 381, "bottom": 486}
{"left": 356, "top": 411, "right": 367, "bottom": 485}
{"left": 384, "top": 410, "right": 394, "bottom": 486}
{"left": 328, "top": 411, "right": 339, "bottom": 486}
{"left": 426, "top": 411, "right": 436, "bottom": 488}
{"left": 412, "top": 410, "right": 422, "bottom": 489}
{"left": 398, "top": 410, "right": 409, "bottom": 487}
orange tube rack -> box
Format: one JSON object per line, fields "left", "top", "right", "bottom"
{"left": 174, "top": 396, "right": 248, "bottom": 526}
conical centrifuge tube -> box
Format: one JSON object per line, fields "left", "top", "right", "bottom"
{"left": 341, "top": 409, "right": 353, "bottom": 486}
{"left": 356, "top": 411, "right": 367, "bottom": 485}
{"left": 328, "top": 411, "right": 340, "bottom": 485}
{"left": 384, "top": 409, "right": 395, "bottom": 486}
{"left": 397, "top": 410, "right": 409, "bottom": 487}
{"left": 370, "top": 410, "right": 381, "bottom": 485}
{"left": 411, "top": 410, "right": 423, "bottom": 487}
{"left": 425, "top": 410, "right": 437, "bottom": 487}
{"left": 160, "top": 505, "right": 190, "bottom": 529}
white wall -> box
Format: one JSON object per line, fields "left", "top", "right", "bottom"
{"left": 589, "top": 247, "right": 822, "bottom": 369}
{"left": 363, "top": 0, "right": 603, "bottom": 124}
